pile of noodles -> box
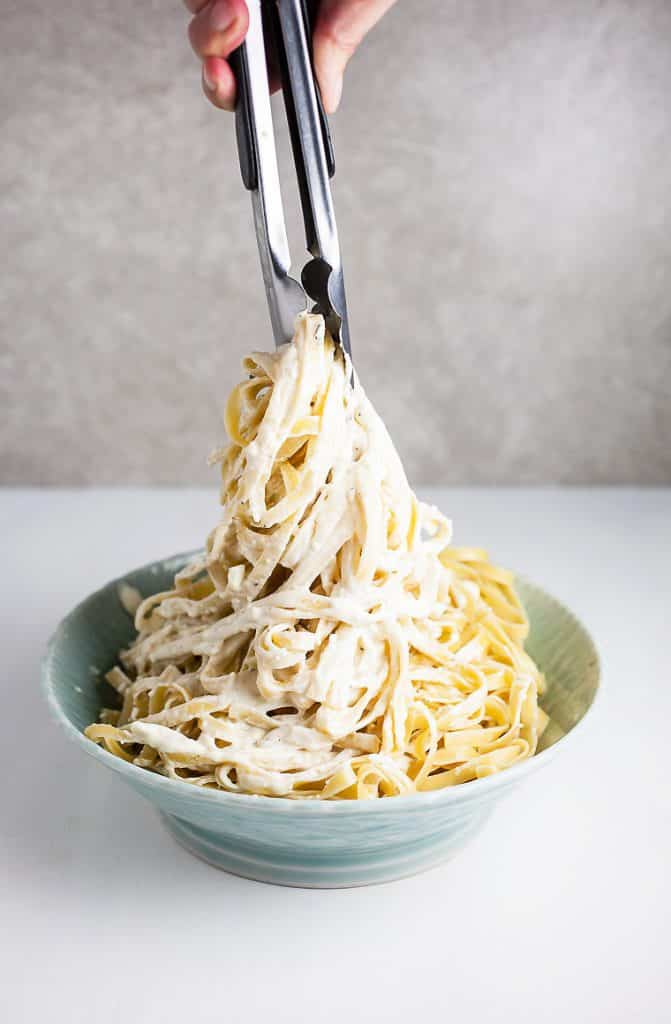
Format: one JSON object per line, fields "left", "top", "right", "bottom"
{"left": 87, "top": 314, "right": 546, "bottom": 798}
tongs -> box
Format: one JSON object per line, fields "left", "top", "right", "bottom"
{"left": 230, "top": 0, "right": 351, "bottom": 356}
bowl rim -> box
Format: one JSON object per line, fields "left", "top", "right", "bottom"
{"left": 42, "top": 551, "right": 601, "bottom": 815}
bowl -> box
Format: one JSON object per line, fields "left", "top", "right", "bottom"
{"left": 42, "top": 551, "right": 600, "bottom": 888}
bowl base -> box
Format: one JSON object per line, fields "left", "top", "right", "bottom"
{"left": 160, "top": 809, "right": 491, "bottom": 888}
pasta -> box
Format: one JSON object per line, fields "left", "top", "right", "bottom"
{"left": 86, "top": 313, "right": 547, "bottom": 798}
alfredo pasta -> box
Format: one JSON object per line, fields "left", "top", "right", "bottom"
{"left": 86, "top": 314, "right": 547, "bottom": 798}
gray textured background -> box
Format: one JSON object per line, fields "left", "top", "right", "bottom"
{"left": 2, "top": 0, "right": 670, "bottom": 485}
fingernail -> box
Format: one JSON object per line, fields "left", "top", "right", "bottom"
{"left": 330, "top": 75, "right": 343, "bottom": 112}
{"left": 210, "top": 0, "right": 236, "bottom": 33}
{"left": 321, "top": 71, "right": 343, "bottom": 114}
{"left": 203, "top": 65, "right": 216, "bottom": 92}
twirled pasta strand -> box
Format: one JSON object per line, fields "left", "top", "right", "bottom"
{"left": 86, "top": 314, "right": 547, "bottom": 798}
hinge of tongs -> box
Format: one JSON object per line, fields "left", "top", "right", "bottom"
{"left": 229, "top": 0, "right": 351, "bottom": 357}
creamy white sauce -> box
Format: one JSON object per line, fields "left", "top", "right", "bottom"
{"left": 86, "top": 314, "right": 546, "bottom": 798}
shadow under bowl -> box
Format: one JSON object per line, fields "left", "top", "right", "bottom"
{"left": 42, "top": 552, "right": 600, "bottom": 888}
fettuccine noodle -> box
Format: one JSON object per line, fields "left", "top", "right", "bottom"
{"left": 86, "top": 313, "right": 547, "bottom": 798}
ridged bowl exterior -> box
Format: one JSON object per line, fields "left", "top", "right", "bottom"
{"left": 42, "top": 553, "right": 600, "bottom": 887}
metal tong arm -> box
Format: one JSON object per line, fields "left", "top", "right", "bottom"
{"left": 231, "top": 0, "right": 351, "bottom": 356}
{"left": 229, "top": 0, "right": 305, "bottom": 348}
{"left": 273, "top": 0, "right": 350, "bottom": 355}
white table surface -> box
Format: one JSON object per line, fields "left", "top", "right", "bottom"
{"left": 2, "top": 487, "right": 669, "bottom": 1023}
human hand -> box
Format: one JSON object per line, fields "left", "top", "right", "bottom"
{"left": 184, "top": 0, "right": 397, "bottom": 113}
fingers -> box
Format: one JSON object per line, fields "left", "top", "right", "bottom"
{"left": 188, "top": 0, "right": 249, "bottom": 109}
{"left": 202, "top": 55, "right": 238, "bottom": 110}
{"left": 188, "top": 0, "right": 248, "bottom": 59}
{"left": 313, "top": 0, "right": 398, "bottom": 112}
{"left": 186, "top": 0, "right": 396, "bottom": 115}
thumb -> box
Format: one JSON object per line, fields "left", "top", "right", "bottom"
{"left": 313, "top": 0, "right": 398, "bottom": 113}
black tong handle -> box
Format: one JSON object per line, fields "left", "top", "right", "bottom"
{"left": 230, "top": 0, "right": 334, "bottom": 196}
{"left": 228, "top": 44, "right": 258, "bottom": 191}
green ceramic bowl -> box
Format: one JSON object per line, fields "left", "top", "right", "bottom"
{"left": 42, "top": 552, "right": 600, "bottom": 888}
